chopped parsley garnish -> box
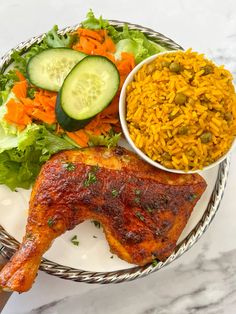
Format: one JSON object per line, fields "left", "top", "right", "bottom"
{"left": 135, "top": 211, "right": 145, "bottom": 221}
{"left": 134, "top": 197, "right": 140, "bottom": 204}
{"left": 110, "top": 255, "right": 114, "bottom": 259}
{"left": 187, "top": 193, "right": 198, "bottom": 202}
{"left": 70, "top": 235, "right": 79, "bottom": 246}
{"left": 93, "top": 235, "right": 97, "bottom": 239}
{"left": 111, "top": 189, "right": 119, "bottom": 197}
{"left": 92, "top": 165, "right": 100, "bottom": 172}
{"left": 26, "top": 232, "right": 33, "bottom": 239}
{"left": 134, "top": 189, "right": 141, "bottom": 203}
{"left": 92, "top": 220, "right": 101, "bottom": 229}
{"left": 84, "top": 165, "right": 99, "bottom": 187}
{"left": 84, "top": 172, "right": 97, "bottom": 187}
{"left": 47, "top": 217, "right": 55, "bottom": 227}
{"left": 146, "top": 206, "right": 154, "bottom": 213}
{"left": 27, "top": 86, "right": 36, "bottom": 99}
{"left": 152, "top": 259, "right": 158, "bottom": 267}
{"left": 88, "top": 132, "right": 121, "bottom": 149}
{"left": 63, "top": 162, "right": 76, "bottom": 171}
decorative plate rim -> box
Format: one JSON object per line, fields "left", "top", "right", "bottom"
{"left": 0, "top": 21, "right": 230, "bottom": 284}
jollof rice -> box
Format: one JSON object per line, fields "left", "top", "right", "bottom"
{"left": 126, "top": 49, "right": 236, "bottom": 171}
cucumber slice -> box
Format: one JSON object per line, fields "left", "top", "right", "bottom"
{"left": 56, "top": 55, "right": 120, "bottom": 131}
{"left": 27, "top": 48, "right": 86, "bottom": 91}
{"left": 56, "top": 93, "right": 92, "bottom": 131}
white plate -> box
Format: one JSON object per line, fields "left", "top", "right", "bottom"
{"left": 0, "top": 145, "right": 218, "bottom": 272}
{"left": 0, "top": 21, "right": 229, "bottom": 283}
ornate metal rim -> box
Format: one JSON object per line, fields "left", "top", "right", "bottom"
{"left": 0, "top": 21, "right": 230, "bottom": 284}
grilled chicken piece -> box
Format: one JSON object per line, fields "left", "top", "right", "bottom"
{"left": 0, "top": 147, "right": 206, "bottom": 292}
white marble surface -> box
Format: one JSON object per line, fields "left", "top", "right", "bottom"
{"left": 1, "top": 0, "right": 236, "bottom": 313}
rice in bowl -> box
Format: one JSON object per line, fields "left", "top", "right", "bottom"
{"left": 126, "top": 49, "right": 236, "bottom": 171}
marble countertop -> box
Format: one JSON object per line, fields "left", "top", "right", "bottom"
{"left": 1, "top": 0, "right": 236, "bottom": 313}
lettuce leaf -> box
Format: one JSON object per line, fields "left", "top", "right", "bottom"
{"left": 10, "top": 25, "right": 77, "bottom": 76}
{"left": 112, "top": 24, "right": 166, "bottom": 63}
{"left": 0, "top": 124, "right": 75, "bottom": 190}
{"left": 0, "top": 91, "right": 23, "bottom": 137}
{"left": 44, "top": 25, "right": 78, "bottom": 48}
{"left": 0, "top": 70, "right": 19, "bottom": 91}
{"left": 0, "top": 70, "right": 19, "bottom": 106}
{"left": 81, "top": 10, "right": 166, "bottom": 63}
{"left": 0, "top": 12, "right": 166, "bottom": 190}
{"left": 0, "top": 148, "right": 42, "bottom": 190}
{"left": 10, "top": 41, "right": 49, "bottom": 76}
{"left": 0, "top": 54, "right": 32, "bottom": 106}
{"left": 88, "top": 132, "right": 121, "bottom": 148}
{"left": 81, "top": 9, "right": 110, "bottom": 30}
{"left": 115, "top": 37, "right": 166, "bottom": 63}
{"left": 0, "top": 124, "right": 18, "bottom": 153}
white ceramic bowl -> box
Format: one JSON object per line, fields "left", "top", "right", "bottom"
{"left": 119, "top": 51, "right": 236, "bottom": 174}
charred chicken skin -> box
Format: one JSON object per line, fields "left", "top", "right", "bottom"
{"left": 0, "top": 146, "right": 207, "bottom": 292}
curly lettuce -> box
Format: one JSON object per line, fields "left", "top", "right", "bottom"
{"left": 0, "top": 124, "right": 75, "bottom": 190}
{"left": 9, "top": 25, "right": 76, "bottom": 77}
{"left": 0, "top": 11, "right": 166, "bottom": 190}
{"left": 10, "top": 41, "right": 49, "bottom": 76}
{"left": 81, "top": 9, "right": 110, "bottom": 30}
{"left": 44, "top": 25, "right": 78, "bottom": 48}
{"left": 0, "top": 71, "right": 19, "bottom": 106}
{"left": 113, "top": 25, "right": 166, "bottom": 63}
{"left": 88, "top": 132, "right": 121, "bottom": 148}
{"left": 81, "top": 10, "right": 166, "bottom": 63}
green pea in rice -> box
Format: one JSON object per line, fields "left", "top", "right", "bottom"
{"left": 126, "top": 49, "right": 236, "bottom": 171}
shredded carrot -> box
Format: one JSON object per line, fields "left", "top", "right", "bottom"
{"left": 71, "top": 28, "right": 136, "bottom": 146}
{"left": 23, "top": 89, "right": 57, "bottom": 124}
{"left": 41, "top": 90, "right": 57, "bottom": 98}
{"left": 104, "top": 37, "right": 116, "bottom": 53}
{"left": 101, "top": 95, "right": 119, "bottom": 116}
{"left": 5, "top": 29, "right": 135, "bottom": 146}
{"left": 31, "top": 108, "right": 55, "bottom": 125}
{"left": 15, "top": 70, "right": 26, "bottom": 82}
{"left": 12, "top": 80, "right": 28, "bottom": 99}
{"left": 78, "top": 28, "right": 103, "bottom": 42}
{"left": 4, "top": 99, "right": 31, "bottom": 130}
{"left": 4, "top": 76, "right": 57, "bottom": 129}
{"left": 97, "top": 29, "right": 107, "bottom": 37}
{"left": 66, "top": 130, "right": 89, "bottom": 147}
{"left": 79, "top": 37, "right": 96, "bottom": 54}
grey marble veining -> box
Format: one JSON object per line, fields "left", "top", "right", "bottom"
{"left": 209, "top": 47, "right": 236, "bottom": 80}
{"left": 1, "top": 0, "right": 236, "bottom": 313}
{"left": 29, "top": 247, "right": 236, "bottom": 314}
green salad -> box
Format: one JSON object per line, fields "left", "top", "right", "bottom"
{"left": 0, "top": 10, "right": 166, "bottom": 190}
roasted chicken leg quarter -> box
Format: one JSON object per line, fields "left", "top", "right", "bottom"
{"left": 0, "top": 146, "right": 207, "bottom": 292}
